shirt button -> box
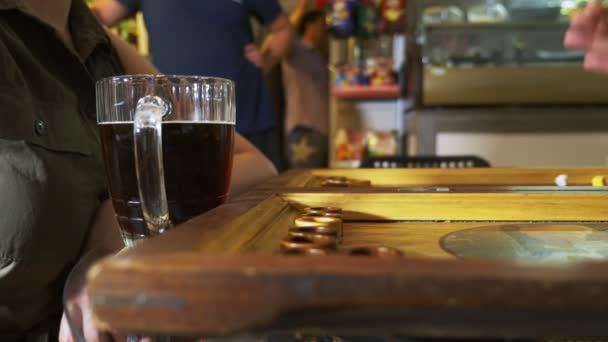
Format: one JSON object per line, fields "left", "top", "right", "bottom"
{"left": 34, "top": 120, "right": 46, "bottom": 136}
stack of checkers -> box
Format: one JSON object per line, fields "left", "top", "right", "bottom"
{"left": 280, "top": 207, "right": 403, "bottom": 257}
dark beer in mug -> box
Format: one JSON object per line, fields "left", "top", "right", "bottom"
{"left": 99, "top": 121, "right": 234, "bottom": 245}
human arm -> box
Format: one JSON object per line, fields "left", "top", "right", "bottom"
{"left": 244, "top": 0, "right": 294, "bottom": 72}
{"left": 288, "top": 0, "right": 312, "bottom": 26}
{"left": 105, "top": 26, "right": 158, "bottom": 74}
{"left": 59, "top": 200, "right": 123, "bottom": 342}
{"left": 229, "top": 134, "right": 278, "bottom": 197}
{"left": 90, "top": 0, "right": 134, "bottom": 27}
{"left": 256, "top": 0, "right": 310, "bottom": 65}
{"left": 564, "top": 2, "right": 608, "bottom": 73}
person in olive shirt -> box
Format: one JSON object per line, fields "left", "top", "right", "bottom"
{"left": 0, "top": 0, "right": 277, "bottom": 340}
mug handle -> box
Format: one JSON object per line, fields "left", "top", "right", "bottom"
{"left": 133, "top": 95, "right": 172, "bottom": 236}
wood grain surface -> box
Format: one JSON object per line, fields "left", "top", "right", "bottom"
{"left": 89, "top": 253, "right": 608, "bottom": 338}
{"left": 88, "top": 169, "right": 608, "bottom": 338}
{"left": 303, "top": 168, "right": 608, "bottom": 187}
{"left": 284, "top": 192, "right": 608, "bottom": 221}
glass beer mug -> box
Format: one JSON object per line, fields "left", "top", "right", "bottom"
{"left": 96, "top": 75, "right": 235, "bottom": 247}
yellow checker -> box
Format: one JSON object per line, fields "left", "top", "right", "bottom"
{"left": 592, "top": 175, "right": 606, "bottom": 187}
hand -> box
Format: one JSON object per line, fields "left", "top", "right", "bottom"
{"left": 58, "top": 248, "right": 120, "bottom": 342}
{"left": 59, "top": 285, "right": 117, "bottom": 342}
{"left": 244, "top": 43, "right": 264, "bottom": 69}
{"left": 57, "top": 247, "right": 200, "bottom": 342}
{"left": 564, "top": 2, "right": 608, "bottom": 73}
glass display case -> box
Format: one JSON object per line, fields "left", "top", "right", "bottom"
{"left": 407, "top": 0, "right": 608, "bottom": 106}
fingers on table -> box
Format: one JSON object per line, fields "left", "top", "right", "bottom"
{"left": 564, "top": 4, "right": 605, "bottom": 49}
{"left": 59, "top": 313, "right": 81, "bottom": 342}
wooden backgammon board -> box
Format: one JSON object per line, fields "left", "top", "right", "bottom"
{"left": 88, "top": 168, "right": 608, "bottom": 339}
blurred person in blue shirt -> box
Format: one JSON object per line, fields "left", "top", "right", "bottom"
{"left": 92, "top": 0, "right": 293, "bottom": 170}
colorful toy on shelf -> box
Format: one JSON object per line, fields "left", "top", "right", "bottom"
{"left": 335, "top": 56, "right": 397, "bottom": 88}
{"left": 335, "top": 64, "right": 368, "bottom": 87}
{"left": 365, "top": 130, "right": 399, "bottom": 157}
{"left": 335, "top": 65, "right": 356, "bottom": 86}
{"left": 378, "top": 0, "right": 406, "bottom": 34}
{"left": 327, "top": 0, "right": 358, "bottom": 38}
{"left": 334, "top": 129, "right": 365, "bottom": 162}
{"left": 367, "top": 57, "right": 396, "bottom": 86}
{"left": 357, "top": 0, "right": 380, "bottom": 38}
{"left": 316, "top": 0, "right": 330, "bottom": 10}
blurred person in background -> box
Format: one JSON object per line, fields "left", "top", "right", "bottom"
{"left": 565, "top": 1, "right": 608, "bottom": 74}
{"left": 92, "top": 0, "right": 293, "bottom": 171}
{"left": 281, "top": 3, "right": 330, "bottom": 168}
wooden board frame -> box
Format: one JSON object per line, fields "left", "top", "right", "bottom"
{"left": 88, "top": 169, "right": 608, "bottom": 339}
{"left": 273, "top": 168, "right": 608, "bottom": 188}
